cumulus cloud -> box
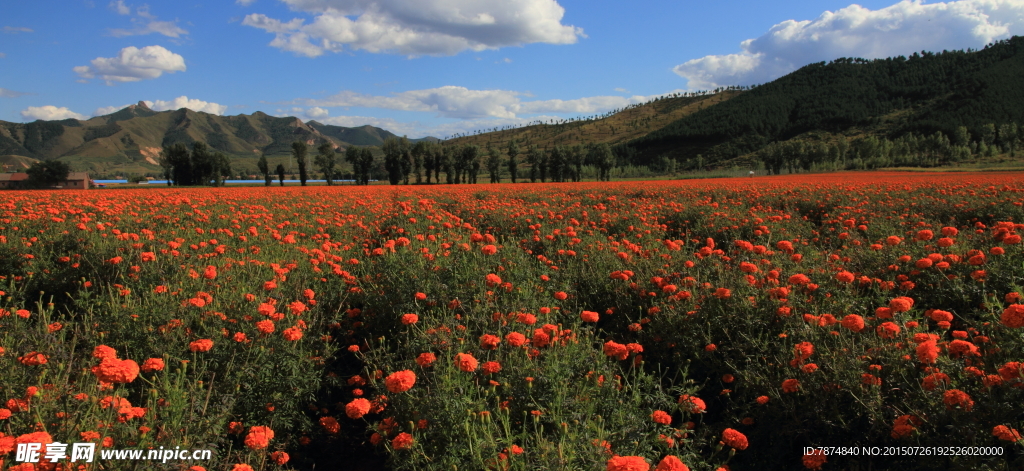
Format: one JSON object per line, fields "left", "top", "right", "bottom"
{"left": 109, "top": 0, "right": 130, "bottom": 15}
{"left": 673, "top": 0, "right": 1024, "bottom": 90}
{"left": 21, "top": 106, "right": 87, "bottom": 121}
{"left": 74, "top": 45, "right": 186, "bottom": 84}
{"left": 302, "top": 86, "right": 684, "bottom": 119}
{"left": 106, "top": 2, "right": 188, "bottom": 37}
{"left": 92, "top": 104, "right": 132, "bottom": 115}
{"left": 242, "top": 0, "right": 583, "bottom": 57}
{"left": 305, "top": 106, "right": 329, "bottom": 119}
{"left": 144, "top": 96, "right": 228, "bottom": 114}
{"left": 316, "top": 113, "right": 562, "bottom": 139}
{"left": 0, "top": 87, "right": 31, "bottom": 98}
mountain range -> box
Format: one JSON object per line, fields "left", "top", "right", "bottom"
{"left": 0, "top": 102, "right": 436, "bottom": 175}
{"left": 5, "top": 35, "right": 1024, "bottom": 177}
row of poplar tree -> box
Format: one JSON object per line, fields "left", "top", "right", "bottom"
{"left": 249, "top": 137, "right": 619, "bottom": 186}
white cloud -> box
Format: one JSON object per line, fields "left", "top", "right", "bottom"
{"left": 92, "top": 104, "right": 132, "bottom": 115}
{"left": 317, "top": 113, "right": 563, "bottom": 139}
{"left": 144, "top": 96, "right": 228, "bottom": 115}
{"left": 242, "top": 0, "right": 582, "bottom": 57}
{"left": 674, "top": 0, "right": 1024, "bottom": 90}
{"left": 74, "top": 45, "right": 186, "bottom": 84}
{"left": 21, "top": 106, "right": 87, "bottom": 121}
{"left": 237, "top": 0, "right": 258, "bottom": 5}
{"left": 106, "top": 3, "right": 188, "bottom": 37}
{"left": 2, "top": 26, "right": 33, "bottom": 34}
{"left": 306, "top": 106, "right": 329, "bottom": 119}
{"left": 302, "top": 86, "right": 685, "bottom": 119}
{"left": 109, "top": 20, "right": 189, "bottom": 38}
{"left": 109, "top": 0, "right": 130, "bottom": 15}
{"left": 0, "top": 88, "right": 31, "bottom": 98}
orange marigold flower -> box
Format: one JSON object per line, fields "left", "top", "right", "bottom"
{"left": 400, "top": 314, "right": 418, "bottom": 325}
{"left": 485, "top": 273, "right": 502, "bottom": 287}
{"left": 505, "top": 332, "right": 527, "bottom": 347}
{"left": 392, "top": 432, "right": 414, "bottom": 450}
{"left": 891, "top": 415, "right": 920, "bottom": 439}
{"left": 455, "top": 353, "right": 478, "bottom": 372}
{"left": 942, "top": 389, "right": 974, "bottom": 411}
{"left": 1001, "top": 304, "right": 1024, "bottom": 328}
{"left": 243, "top": 426, "right": 274, "bottom": 450}
{"left": 922, "top": 372, "right": 950, "bottom": 391}
{"left": 271, "top": 451, "right": 289, "bottom": 465}
{"left": 916, "top": 340, "right": 939, "bottom": 364}
{"left": 480, "top": 334, "right": 500, "bottom": 350}
{"left": 677, "top": 394, "right": 706, "bottom": 413}
{"left": 140, "top": 358, "right": 164, "bottom": 373}
{"left": 781, "top": 378, "right": 800, "bottom": 393}
{"left": 231, "top": 464, "right": 253, "bottom": 471}
{"left": 947, "top": 339, "right": 980, "bottom": 358}
{"left": 414, "top": 292, "right": 427, "bottom": 301}
{"left": 416, "top": 352, "right": 436, "bottom": 367}
{"left": 603, "top": 341, "right": 629, "bottom": 360}
{"left": 651, "top": 410, "right": 672, "bottom": 425}
{"left": 993, "top": 425, "right": 1023, "bottom": 442}
{"left": 655, "top": 455, "right": 688, "bottom": 471}
{"left": 384, "top": 370, "right": 416, "bottom": 393}
{"left": 256, "top": 320, "right": 275, "bottom": 334}
{"left": 606, "top": 455, "right": 650, "bottom": 471}
{"left": 92, "top": 345, "right": 118, "bottom": 360}
{"left": 788, "top": 274, "right": 810, "bottom": 285}
{"left": 840, "top": 314, "right": 865, "bottom": 332}
{"left": 876, "top": 322, "right": 901, "bottom": 339}
{"left": 345, "top": 398, "right": 371, "bottom": 419}
{"left": 282, "top": 327, "right": 303, "bottom": 341}
{"left": 999, "top": 361, "right": 1022, "bottom": 381}
{"left": 92, "top": 358, "right": 139, "bottom": 384}
{"left": 888, "top": 297, "right": 914, "bottom": 313}
{"left": 320, "top": 416, "right": 340, "bottom": 434}
{"left": 481, "top": 361, "right": 501, "bottom": 375}
{"left": 189, "top": 339, "right": 213, "bottom": 352}
{"left": 802, "top": 448, "right": 827, "bottom": 470}
{"left": 756, "top": 395, "right": 769, "bottom": 405}
{"left": 720, "top": 428, "right": 748, "bottom": 450}
{"left": 553, "top": 291, "right": 568, "bottom": 301}
{"left": 581, "top": 310, "right": 599, "bottom": 322}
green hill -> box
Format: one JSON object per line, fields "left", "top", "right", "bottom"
{"left": 619, "top": 36, "right": 1024, "bottom": 168}
{"left": 0, "top": 102, "right": 438, "bottom": 177}
{"left": 444, "top": 91, "right": 740, "bottom": 152}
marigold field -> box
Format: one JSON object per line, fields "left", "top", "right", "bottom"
{"left": 1, "top": 172, "right": 1024, "bottom": 471}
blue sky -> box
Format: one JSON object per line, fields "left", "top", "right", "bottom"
{"left": 3, "top": 0, "right": 1024, "bottom": 138}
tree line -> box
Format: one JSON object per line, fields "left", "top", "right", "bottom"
{"left": 242, "top": 135, "right": 624, "bottom": 187}
{"left": 158, "top": 142, "right": 232, "bottom": 186}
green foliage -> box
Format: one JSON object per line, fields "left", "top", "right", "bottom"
{"left": 622, "top": 36, "right": 1024, "bottom": 169}
{"left": 257, "top": 154, "right": 271, "bottom": 186}
{"left": 293, "top": 141, "right": 309, "bottom": 186}
{"left": 315, "top": 142, "right": 336, "bottom": 186}
{"left": 506, "top": 139, "right": 520, "bottom": 183}
{"left": 25, "top": 159, "right": 71, "bottom": 188}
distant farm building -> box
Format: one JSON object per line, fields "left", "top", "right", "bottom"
{"left": 0, "top": 172, "right": 91, "bottom": 189}
{"left": 0, "top": 173, "right": 28, "bottom": 189}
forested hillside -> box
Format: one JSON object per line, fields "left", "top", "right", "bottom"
{"left": 619, "top": 36, "right": 1024, "bottom": 168}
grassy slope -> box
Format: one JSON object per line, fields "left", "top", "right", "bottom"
{"left": 445, "top": 91, "right": 741, "bottom": 152}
